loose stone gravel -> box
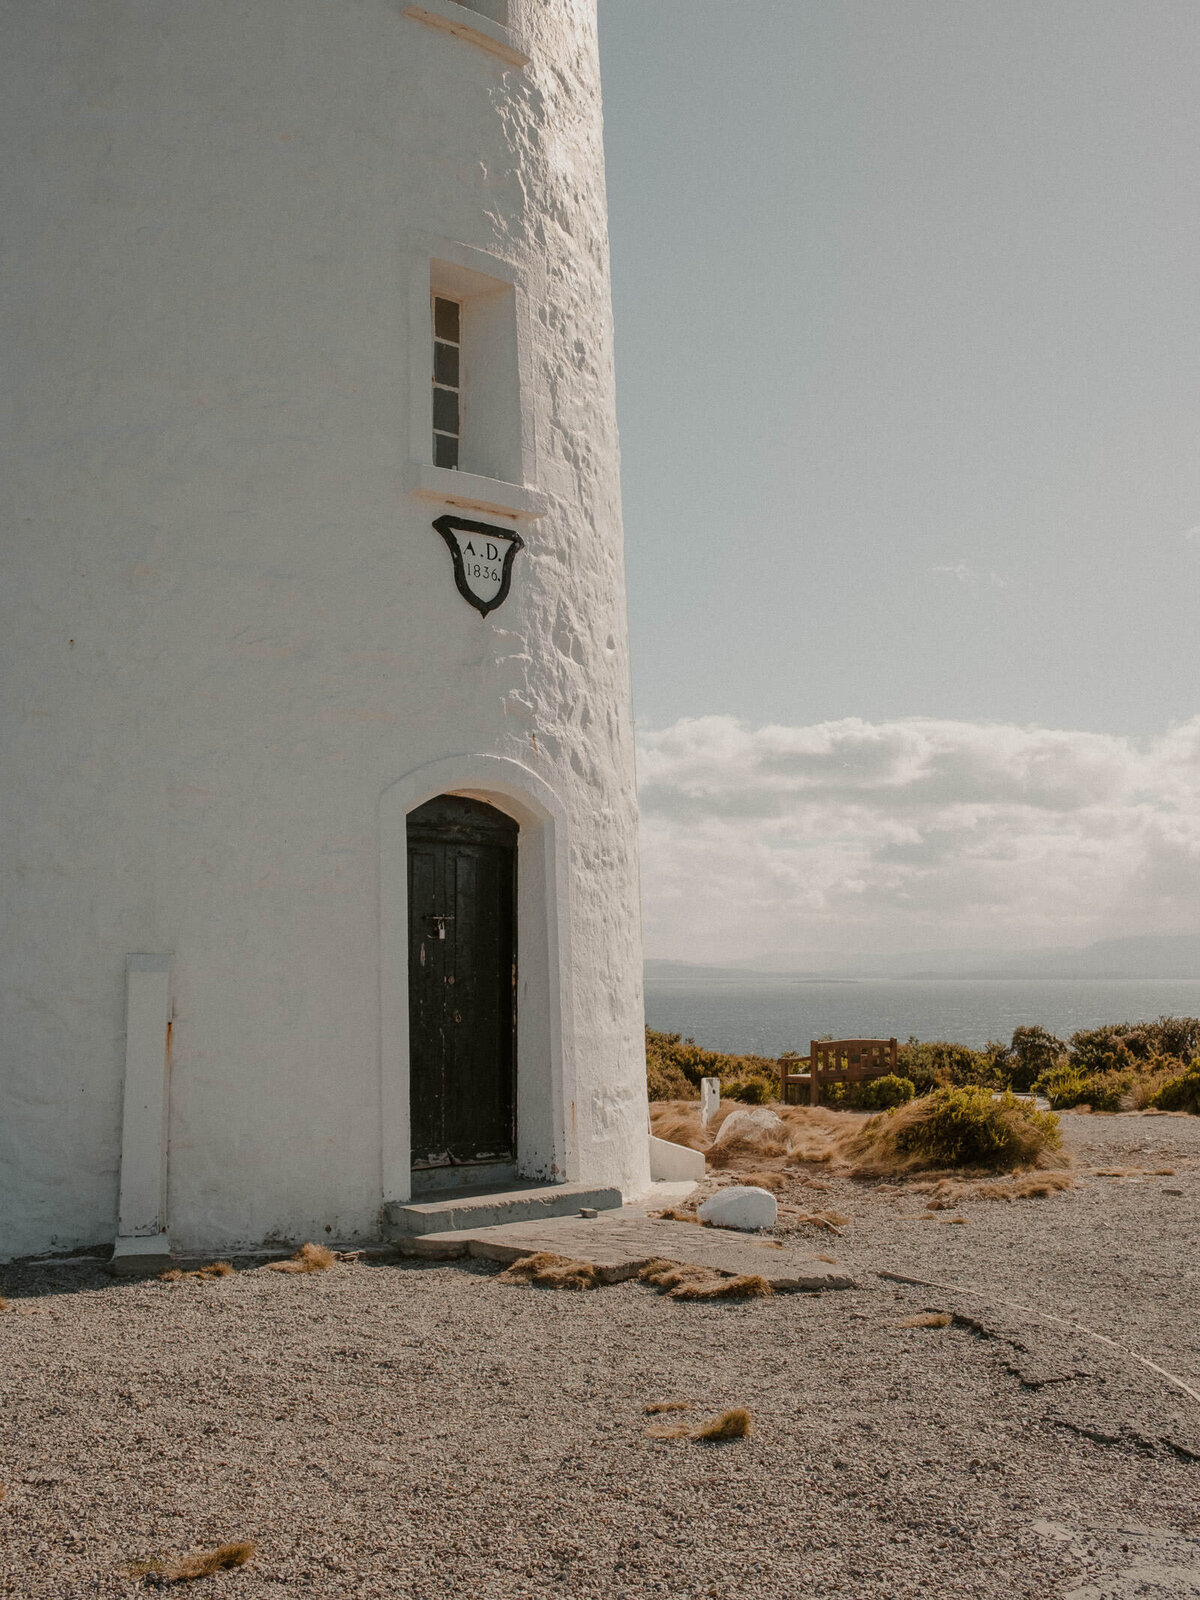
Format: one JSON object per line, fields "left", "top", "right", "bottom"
{"left": 1, "top": 1112, "right": 1198, "bottom": 1598}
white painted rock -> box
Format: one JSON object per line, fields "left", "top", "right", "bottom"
{"left": 697, "top": 1185, "right": 778, "bottom": 1232}
{"left": 711, "top": 1107, "right": 783, "bottom": 1147}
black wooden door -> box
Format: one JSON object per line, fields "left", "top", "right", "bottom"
{"left": 407, "top": 795, "right": 517, "bottom": 1171}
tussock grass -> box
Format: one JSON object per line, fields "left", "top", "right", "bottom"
{"left": 638, "top": 1259, "right": 773, "bottom": 1301}
{"left": 499, "top": 1252, "right": 602, "bottom": 1291}
{"left": 647, "top": 1407, "right": 754, "bottom": 1442}
{"left": 650, "top": 1208, "right": 701, "bottom": 1224}
{"left": 898, "top": 1311, "right": 952, "bottom": 1328}
{"left": 649, "top": 1100, "right": 870, "bottom": 1173}
{"left": 707, "top": 1129, "right": 789, "bottom": 1170}
{"left": 131, "top": 1541, "right": 255, "bottom": 1582}
{"left": 268, "top": 1243, "right": 335, "bottom": 1275}
{"left": 847, "top": 1087, "right": 1063, "bottom": 1175}
{"left": 643, "top": 1401, "right": 691, "bottom": 1415}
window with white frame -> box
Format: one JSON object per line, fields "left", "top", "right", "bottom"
{"left": 432, "top": 295, "right": 462, "bottom": 470}
{"left": 424, "top": 258, "right": 522, "bottom": 485}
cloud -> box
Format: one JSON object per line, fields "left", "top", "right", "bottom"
{"left": 636, "top": 714, "right": 1200, "bottom": 964}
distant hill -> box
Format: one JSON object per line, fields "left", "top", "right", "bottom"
{"left": 962, "top": 933, "right": 1200, "bottom": 980}
{"left": 645, "top": 932, "right": 1200, "bottom": 984}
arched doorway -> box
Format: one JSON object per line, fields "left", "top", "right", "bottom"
{"left": 407, "top": 794, "right": 518, "bottom": 1188}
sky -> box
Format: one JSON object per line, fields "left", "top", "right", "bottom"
{"left": 597, "top": 0, "right": 1200, "bottom": 965}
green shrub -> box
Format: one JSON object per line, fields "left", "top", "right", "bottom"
{"left": 723, "top": 1077, "right": 773, "bottom": 1105}
{"left": 1065, "top": 1018, "right": 1200, "bottom": 1076}
{"left": 1033, "top": 1063, "right": 1130, "bottom": 1111}
{"left": 644, "top": 1028, "right": 781, "bottom": 1105}
{"left": 646, "top": 1053, "right": 696, "bottom": 1102}
{"left": 855, "top": 1086, "right": 1062, "bottom": 1172}
{"left": 896, "top": 1039, "right": 981, "bottom": 1093}
{"left": 1009, "top": 1025, "right": 1065, "bottom": 1092}
{"left": 857, "top": 1074, "right": 916, "bottom": 1111}
{"left": 1034, "top": 1063, "right": 1086, "bottom": 1108}
{"left": 1151, "top": 1062, "right": 1200, "bottom": 1114}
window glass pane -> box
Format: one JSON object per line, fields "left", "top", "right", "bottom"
{"left": 434, "top": 297, "right": 460, "bottom": 342}
{"left": 434, "top": 432, "right": 459, "bottom": 470}
{"left": 433, "top": 387, "right": 459, "bottom": 434}
{"left": 434, "top": 341, "right": 459, "bottom": 387}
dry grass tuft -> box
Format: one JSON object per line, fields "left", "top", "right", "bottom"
{"left": 638, "top": 1258, "right": 774, "bottom": 1300}
{"left": 159, "top": 1261, "right": 235, "bottom": 1284}
{"left": 131, "top": 1541, "right": 255, "bottom": 1583}
{"left": 499, "top": 1252, "right": 602, "bottom": 1291}
{"left": 646, "top": 1407, "right": 753, "bottom": 1443}
{"left": 789, "top": 1209, "right": 848, "bottom": 1233}
{"left": 973, "top": 1172, "right": 1073, "bottom": 1201}
{"left": 0, "top": 1297, "right": 9, "bottom": 1312}
{"left": 1092, "top": 1167, "right": 1141, "bottom": 1178}
{"left": 268, "top": 1242, "right": 335, "bottom": 1275}
{"left": 737, "top": 1170, "right": 789, "bottom": 1192}
{"left": 650, "top": 1207, "right": 701, "bottom": 1223}
{"left": 671, "top": 1273, "right": 774, "bottom": 1302}
{"left": 0, "top": 1484, "right": 7, "bottom": 1501}
{"left": 898, "top": 1311, "right": 952, "bottom": 1328}
{"left": 1154, "top": 1167, "right": 1177, "bottom": 1176}
{"left": 644, "top": 1419, "right": 696, "bottom": 1440}
{"left": 694, "top": 1407, "right": 753, "bottom": 1441}
{"left": 941, "top": 1216, "right": 970, "bottom": 1225}
{"left": 643, "top": 1400, "right": 691, "bottom": 1415}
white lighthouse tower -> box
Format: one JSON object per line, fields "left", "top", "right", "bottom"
{"left": 0, "top": 0, "right": 651, "bottom": 1262}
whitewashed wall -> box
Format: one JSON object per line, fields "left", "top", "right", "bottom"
{"left": 0, "top": 0, "right": 649, "bottom": 1258}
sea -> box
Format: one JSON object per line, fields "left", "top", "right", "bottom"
{"left": 642, "top": 977, "right": 1200, "bottom": 1056}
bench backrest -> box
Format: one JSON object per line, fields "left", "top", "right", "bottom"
{"left": 810, "top": 1038, "right": 898, "bottom": 1081}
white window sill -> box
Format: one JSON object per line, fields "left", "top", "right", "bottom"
{"left": 410, "top": 463, "right": 548, "bottom": 522}
{"left": 402, "top": 2, "right": 530, "bottom": 69}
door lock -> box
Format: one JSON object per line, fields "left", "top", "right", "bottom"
{"left": 426, "top": 914, "right": 454, "bottom": 941}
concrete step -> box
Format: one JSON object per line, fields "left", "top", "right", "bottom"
{"left": 383, "top": 1180, "right": 622, "bottom": 1237}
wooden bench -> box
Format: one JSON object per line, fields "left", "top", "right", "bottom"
{"left": 779, "top": 1038, "right": 899, "bottom": 1106}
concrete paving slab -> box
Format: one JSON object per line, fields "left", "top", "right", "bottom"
{"left": 396, "top": 1211, "right": 854, "bottom": 1291}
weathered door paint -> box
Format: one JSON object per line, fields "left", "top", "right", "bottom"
{"left": 407, "top": 795, "right": 517, "bottom": 1171}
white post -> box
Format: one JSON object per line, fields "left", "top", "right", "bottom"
{"left": 700, "top": 1076, "right": 721, "bottom": 1129}
{"left": 111, "top": 954, "right": 173, "bottom": 1272}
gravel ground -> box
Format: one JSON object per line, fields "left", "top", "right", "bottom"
{"left": 1, "top": 1112, "right": 1198, "bottom": 1599}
